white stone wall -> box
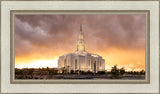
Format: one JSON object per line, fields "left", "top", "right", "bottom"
{"left": 58, "top": 53, "right": 105, "bottom": 73}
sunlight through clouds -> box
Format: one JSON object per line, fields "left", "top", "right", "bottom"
{"left": 15, "top": 14, "right": 145, "bottom": 70}
{"left": 15, "top": 58, "right": 58, "bottom": 69}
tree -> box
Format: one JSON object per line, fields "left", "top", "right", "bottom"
{"left": 111, "top": 65, "right": 120, "bottom": 78}
{"left": 49, "top": 68, "right": 55, "bottom": 75}
{"left": 67, "top": 66, "right": 70, "bottom": 74}
{"left": 42, "top": 67, "right": 45, "bottom": 71}
{"left": 18, "top": 70, "right": 23, "bottom": 75}
{"left": 46, "top": 66, "right": 49, "bottom": 71}
{"left": 98, "top": 71, "right": 105, "bottom": 74}
{"left": 28, "top": 68, "right": 34, "bottom": 78}
{"left": 71, "top": 70, "right": 74, "bottom": 74}
{"left": 46, "top": 66, "right": 51, "bottom": 75}
{"left": 120, "top": 67, "right": 125, "bottom": 75}
{"left": 87, "top": 70, "right": 91, "bottom": 74}
{"left": 54, "top": 70, "right": 58, "bottom": 75}
{"left": 62, "top": 67, "right": 66, "bottom": 74}
{"left": 140, "top": 69, "right": 145, "bottom": 75}
{"left": 28, "top": 69, "right": 34, "bottom": 75}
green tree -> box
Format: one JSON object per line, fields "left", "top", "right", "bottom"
{"left": 28, "top": 69, "right": 34, "bottom": 75}
{"left": 111, "top": 65, "right": 120, "bottom": 78}
{"left": 54, "top": 70, "right": 58, "bottom": 75}
{"left": 46, "top": 66, "right": 49, "bottom": 71}
{"left": 71, "top": 70, "right": 74, "bottom": 74}
{"left": 62, "top": 67, "right": 66, "bottom": 75}
{"left": 42, "top": 67, "right": 45, "bottom": 71}
{"left": 87, "top": 70, "right": 91, "bottom": 74}
{"left": 140, "top": 69, "right": 145, "bottom": 75}
{"left": 46, "top": 66, "right": 50, "bottom": 75}
{"left": 50, "top": 68, "right": 55, "bottom": 75}
{"left": 19, "top": 70, "right": 23, "bottom": 75}
{"left": 28, "top": 68, "right": 34, "bottom": 78}
{"left": 120, "top": 67, "right": 125, "bottom": 75}
{"left": 98, "top": 71, "right": 105, "bottom": 74}
{"left": 67, "top": 66, "right": 70, "bottom": 74}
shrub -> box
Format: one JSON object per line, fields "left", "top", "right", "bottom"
{"left": 98, "top": 71, "right": 105, "bottom": 74}
{"left": 120, "top": 67, "right": 125, "bottom": 75}
{"left": 70, "top": 70, "right": 74, "bottom": 74}
{"left": 111, "top": 65, "right": 120, "bottom": 78}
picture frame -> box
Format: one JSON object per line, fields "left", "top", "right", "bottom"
{"left": 11, "top": 10, "right": 150, "bottom": 84}
{"left": 0, "top": 0, "right": 159, "bottom": 94}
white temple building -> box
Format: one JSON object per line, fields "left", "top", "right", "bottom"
{"left": 58, "top": 24, "right": 105, "bottom": 73}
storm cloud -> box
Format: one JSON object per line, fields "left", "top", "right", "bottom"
{"left": 15, "top": 14, "right": 145, "bottom": 69}
{"left": 15, "top": 14, "right": 145, "bottom": 56}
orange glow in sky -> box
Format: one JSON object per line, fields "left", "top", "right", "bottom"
{"left": 15, "top": 14, "right": 146, "bottom": 71}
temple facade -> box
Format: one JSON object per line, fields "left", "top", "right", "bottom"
{"left": 58, "top": 24, "right": 105, "bottom": 73}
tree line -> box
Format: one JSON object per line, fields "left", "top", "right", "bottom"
{"left": 107, "top": 65, "right": 145, "bottom": 79}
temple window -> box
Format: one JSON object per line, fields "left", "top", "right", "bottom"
{"left": 75, "top": 59, "right": 77, "bottom": 69}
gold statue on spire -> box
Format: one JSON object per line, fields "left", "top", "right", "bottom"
{"left": 79, "top": 23, "right": 84, "bottom": 40}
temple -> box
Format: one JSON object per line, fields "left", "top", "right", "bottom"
{"left": 58, "top": 24, "right": 105, "bottom": 73}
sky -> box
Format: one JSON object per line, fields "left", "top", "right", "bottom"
{"left": 15, "top": 14, "right": 146, "bottom": 71}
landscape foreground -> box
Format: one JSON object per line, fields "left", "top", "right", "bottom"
{"left": 15, "top": 65, "right": 145, "bottom": 80}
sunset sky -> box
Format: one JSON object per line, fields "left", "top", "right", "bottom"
{"left": 15, "top": 14, "right": 145, "bottom": 71}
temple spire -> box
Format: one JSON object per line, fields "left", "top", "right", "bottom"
{"left": 80, "top": 23, "right": 82, "bottom": 32}
{"left": 77, "top": 23, "right": 85, "bottom": 51}
{"left": 79, "top": 23, "right": 84, "bottom": 40}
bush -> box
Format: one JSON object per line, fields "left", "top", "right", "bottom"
{"left": 111, "top": 65, "right": 120, "bottom": 78}
{"left": 70, "top": 70, "right": 74, "bottom": 74}
{"left": 34, "top": 77, "right": 38, "bottom": 79}
{"left": 140, "top": 70, "right": 145, "bottom": 75}
{"left": 87, "top": 70, "right": 92, "bottom": 74}
{"left": 81, "top": 71, "right": 85, "bottom": 74}
{"left": 98, "top": 71, "right": 105, "bottom": 74}
{"left": 120, "top": 67, "right": 125, "bottom": 75}
{"left": 75, "top": 70, "right": 79, "bottom": 74}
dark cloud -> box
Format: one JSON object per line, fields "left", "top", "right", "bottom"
{"left": 15, "top": 14, "right": 145, "bottom": 56}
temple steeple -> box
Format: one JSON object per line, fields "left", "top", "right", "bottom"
{"left": 77, "top": 24, "right": 85, "bottom": 51}
{"left": 79, "top": 24, "right": 84, "bottom": 40}
{"left": 80, "top": 23, "right": 82, "bottom": 32}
